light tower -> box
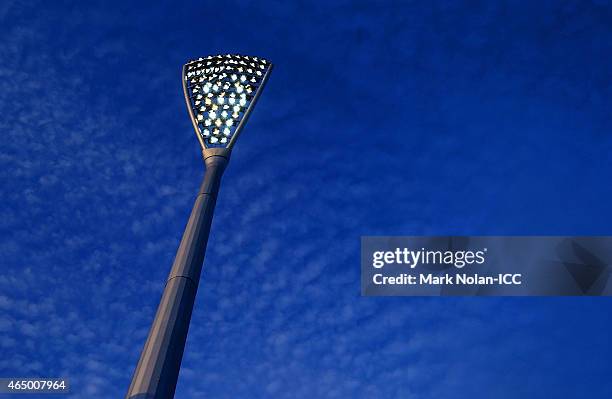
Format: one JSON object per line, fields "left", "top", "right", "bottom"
{"left": 126, "top": 54, "right": 273, "bottom": 399}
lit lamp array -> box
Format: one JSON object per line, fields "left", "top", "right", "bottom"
{"left": 184, "top": 54, "right": 271, "bottom": 148}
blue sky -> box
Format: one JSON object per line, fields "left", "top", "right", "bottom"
{"left": 1, "top": 0, "right": 612, "bottom": 398}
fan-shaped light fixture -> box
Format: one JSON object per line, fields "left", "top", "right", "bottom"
{"left": 183, "top": 54, "right": 273, "bottom": 150}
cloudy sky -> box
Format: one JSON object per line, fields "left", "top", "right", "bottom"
{"left": 1, "top": 1, "right": 612, "bottom": 398}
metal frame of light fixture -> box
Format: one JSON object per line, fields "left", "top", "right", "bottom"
{"left": 126, "top": 54, "right": 273, "bottom": 399}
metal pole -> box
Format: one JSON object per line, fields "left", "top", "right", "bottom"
{"left": 126, "top": 151, "right": 229, "bottom": 399}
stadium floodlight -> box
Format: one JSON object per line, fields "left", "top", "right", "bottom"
{"left": 126, "top": 54, "right": 273, "bottom": 399}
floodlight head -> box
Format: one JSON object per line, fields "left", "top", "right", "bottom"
{"left": 182, "top": 54, "right": 273, "bottom": 151}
